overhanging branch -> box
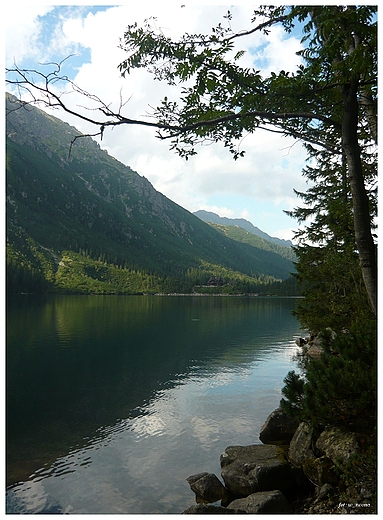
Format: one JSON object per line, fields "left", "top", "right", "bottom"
{"left": 6, "top": 62, "right": 342, "bottom": 152}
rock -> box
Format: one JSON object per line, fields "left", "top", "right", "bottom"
{"left": 186, "top": 472, "right": 208, "bottom": 486}
{"left": 302, "top": 456, "right": 338, "bottom": 487}
{"left": 296, "top": 337, "right": 308, "bottom": 347}
{"left": 317, "top": 483, "right": 335, "bottom": 501}
{"left": 306, "top": 329, "right": 337, "bottom": 359}
{"left": 186, "top": 472, "right": 228, "bottom": 503}
{"left": 227, "top": 490, "right": 290, "bottom": 514}
{"left": 316, "top": 427, "right": 360, "bottom": 468}
{"left": 288, "top": 422, "right": 315, "bottom": 467}
{"left": 259, "top": 407, "right": 299, "bottom": 445}
{"left": 182, "top": 504, "right": 246, "bottom": 514}
{"left": 306, "top": 343, "right": 323, "bottom": 359}
{"left": 220, "top": 444, "right": 292, "bottom": 497}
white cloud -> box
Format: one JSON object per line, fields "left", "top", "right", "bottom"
{"left": 251, "top": 24, "right": 303, "bottom": 76}
{"left": 5, "top": 5, "right": 54, "bottom": 65}
{"left": 5, "top": 4, "right": 309, "bottom": 240}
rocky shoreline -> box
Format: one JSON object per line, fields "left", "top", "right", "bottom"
{"left": 182, "top": 407, "right": 376, "bottom": 514}
{"left": 181, "top": 335, "right": 376, "bottom": 514}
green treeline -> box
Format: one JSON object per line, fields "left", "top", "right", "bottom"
{"left": 7, "top": 234, "right": 294, "bottom": 296}
{"left": 6, "top": 225, "right": 295, "bottom": 296}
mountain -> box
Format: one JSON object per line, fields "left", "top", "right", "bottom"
{"left": 193, "top": 210, "right": 293, "bottom": 248}
{"left": 206, "top": 223, "right": 296, "bottom": 263}
{"left": 6, "top": 93, "right": 295, "bottom": 295}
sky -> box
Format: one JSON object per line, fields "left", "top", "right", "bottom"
{"left": 5, "top": 2, "right": 313, "bottom": 242}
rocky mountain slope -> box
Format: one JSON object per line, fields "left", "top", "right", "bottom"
{"left": 6, "top": 93, "right": 295, "bottom": 294}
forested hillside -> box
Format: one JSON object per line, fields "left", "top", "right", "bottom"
{"left": 6, "top": 93, "right": 295, "bottom": 295}
{"left": 194, "top": 210, "right": 292, "bottom": 248}
{"left": 204, "top": 222, "right": 295, "bottom": 262}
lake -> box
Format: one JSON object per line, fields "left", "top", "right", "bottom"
{"left": 6, "top": 295, "right": 303, "bottom": 514}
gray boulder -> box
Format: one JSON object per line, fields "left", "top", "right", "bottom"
{"left": 227, "top": 490, "right": 290, "bottom": 514}
{"left": 259, "top": 407, "right": 299, "bottom": 445}
{"left": 316, "top": 427, "right": 360, "bottom": 469}
{"left": 288, "top": 422, "right": 315, "bottom": 467}
{"left": 302, "top": 456, "right": 338, "bottom": 487}
{"left": 220, "top": 444, "right": 292, "bottom": 497}
{"left": 186, "top": 472, "right": 228, "bottom": 503}
{"left": 317, "top": 483, "right": 335, "bottom": 501}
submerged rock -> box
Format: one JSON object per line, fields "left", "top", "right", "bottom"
{"left": 220, "top": 444, "right": 291, "bottom": 497}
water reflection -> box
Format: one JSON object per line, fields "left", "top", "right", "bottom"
{"left": 7, "top": 295, "right": 302, "bottom": 513}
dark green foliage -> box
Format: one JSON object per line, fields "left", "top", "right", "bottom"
{"left": 287, "top": 141, "right": 376, "bottom": 332}
{"left": 7, "top": 257, "right": 49, "bottom": 295}
{"left": 257, "top": 276, "right": 300, "bottom": 296}
{"left": 280, "top": 320, "right": 377, "bottom": 432}
{"left": 277, "top": 9, "right": 377, "bottom": 440}
{"left": 291, "top": 244, "right": 372, "bottom": 333}
{"left": 280, "top": 371, "right": 305, "bottom": 416}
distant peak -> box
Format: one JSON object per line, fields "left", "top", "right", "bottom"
{"left": 193, "top": 210, "right": 292, "bottom": 248}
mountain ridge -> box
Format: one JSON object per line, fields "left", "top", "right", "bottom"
{"left": 6, "top": 93, "right": 296, "bottom": 295}
{"left": 193, "top": 210, "right": 293, "bottom": 248}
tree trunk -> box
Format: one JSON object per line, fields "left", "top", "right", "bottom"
{"left": 342, "top": 80, "right": 377, "bottom": 316}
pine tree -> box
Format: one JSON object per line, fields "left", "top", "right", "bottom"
{"left": 281, "top": 321, "right": 376, "bottom": 432}
{"left": 287, "top": 144, "right": 376, "bottom": 332}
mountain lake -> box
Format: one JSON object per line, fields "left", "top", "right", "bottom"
{"left": 6, "top": 294, "right": 303, "bottom": 514}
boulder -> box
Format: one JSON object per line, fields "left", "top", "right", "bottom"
{"left": 317, "top": 483, "right": 335, "bottom": 501}
{"left": 220, "top": 444, "right": 292, "bottom": 497}
{"left": 306, "top": 329, "right": 337, "bottom": 359}
{"left": 306, "top": 343, "right": 323, "bottom": 359}
{"left": 259, "top": 407, "right": 299, "bottom": 445}
{"left": 288, "top": 422, "right": 315, "bottom": 467}
{"left": 227, "top": 490, "right": 290, "bottom": 514}
{"left": 182, "top": 504, "right": 246, "bottom": 514}
{"left": 186, "top": 472, "right": 208, "bottom": 486}
{"left": 302, "top": 456, "right": 338, "bottom": 487}
{"left": 186, "top": 472, "right": 228, "bottom": 503}
{"left": 316, "top": 427, "right": 360, "bottom": 468}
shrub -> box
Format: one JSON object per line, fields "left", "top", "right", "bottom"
{"left": 280, "top": 319, "right": 377, "bottom": 432}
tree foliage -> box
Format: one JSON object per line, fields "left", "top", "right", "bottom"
{"left": 281, "top": 320, "right": 377, "bottom": 433}
{"left": 117, "top": 5, "right": 377, "bottom": 313}
{"left": 287, "top": 143, "right": 376, "bottom": 332}
{"left": 6, "top": 5, "right": 377, "bottom": 314}
{"left": 6, "top": 7, "right": 377, "bottom": 478}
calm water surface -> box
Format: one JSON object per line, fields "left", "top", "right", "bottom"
{"left": 6, "top": 295, "right": 302, "bottom": 514}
